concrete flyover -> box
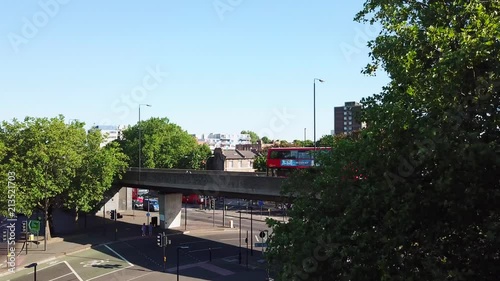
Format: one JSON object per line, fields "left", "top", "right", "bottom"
{"left": 118, "top": 168, "right": 287, "bottom": 201}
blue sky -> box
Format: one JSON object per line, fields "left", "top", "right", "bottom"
{"left": 0, "top": 0, "right": 388, "bottom": 141}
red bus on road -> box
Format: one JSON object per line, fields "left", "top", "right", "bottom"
{"left": 266, "top": 147, "right": 331, "bottom": 177}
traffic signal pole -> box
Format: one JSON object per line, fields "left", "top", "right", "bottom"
{"left": 157, "top": 232, "right": 168, "bottom": 272}
{"left": 163, "top": 235, "right": 167, "bottom": 272}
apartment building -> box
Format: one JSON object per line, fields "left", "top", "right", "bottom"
{"left": 334, "top": 101, "right": 363, "bottom": 135}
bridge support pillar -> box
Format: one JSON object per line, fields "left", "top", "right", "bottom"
{"left": 158, "top": 193, "right": 182, "bottom": 229}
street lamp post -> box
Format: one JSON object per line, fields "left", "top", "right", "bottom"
{"left": 25, "top": 263, "right": 37, "bottom": 281}
{"left": 313, "top": 78, "right": 325, "bottom": 150}
{"left": 177, "top": 246, "right": 189, "bottom": 281}
{"left": 139, "top": 104, "right": 152, "bottom": 224}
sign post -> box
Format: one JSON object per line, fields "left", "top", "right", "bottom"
{"left": 258, "top": 201, "right": 264, "bottom": 217}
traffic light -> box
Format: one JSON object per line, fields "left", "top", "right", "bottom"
{"left": 110, "top": 210, "right": 115, "bottom": 220}
{"left": 157, "top": 233, "right": 164, "bottom": 247}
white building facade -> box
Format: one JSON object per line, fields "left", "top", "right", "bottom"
{"left": 91, "top": 125, "right": 128, "bottom": 147}
{"left": 198, "top": 133, "right": 251, "bottom": 150}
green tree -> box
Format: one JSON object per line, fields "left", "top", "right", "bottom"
{"left": 0, "top": 116, "right": 128, "bottom": 238}
{"left": 67, "top": 126, "right": 128, "bottom": 226}
{"left": 241, "top": 130, "right": 260, "bottom": 144}
{"left": 121, "top": 117, "right": 208, "bottom": 169}
{"left": 178, "top": 144, "right": 212, "bottom": 170}
{"left": 316, "top": 134, "right": 334, "bottom": 147}
{"left": 253, "top": 154, "right": 267, "bottom": 172}
{"left": 261, "top": 136, "right": 272, "bottom": 144}
{"left": 266, "top": 0, "right": 500, "bottom": 280}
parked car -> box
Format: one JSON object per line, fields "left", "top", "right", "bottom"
{"left": 132, "top": 200, "right": 143, "bottom": 210}
{"left": 143, "top": 198, "right": 159, "bottom": 212}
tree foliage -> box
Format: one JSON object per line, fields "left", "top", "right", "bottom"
{"left": 261, "top": 136, "right": 272, "bottom": 144}
{"left": 241, "top": 130, "right": 260, "bottom": 144}
{"left": 266, "top": 0, "right": 500, "bottom": 280}
{"left": 0, "top": 116, "right": 128, "bottom": 236}
{"left": 120, "top": 117, "right": 211, "bottom": 169}
{"left": 253, "top": 153, "right": 267, "bottom": 172}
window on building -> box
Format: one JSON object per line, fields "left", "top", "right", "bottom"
{"left": 348, "top": 126, "right": 352, "bottom": 130}
{"left": 344, "top": 126, "right": 347, "bottom": 130}
{"left": 349, "top": 121, "right": 352, "bottom": 125}
{"left": 344, "top": 117, "right": 347, "bottom": 120}
{"left": 344, "top": 122, "right": 347, "bottom": 125}
{"left": 344, "top": 112, "right": 347, "bottom": 115}
{"left": 349, "top": 116, "right": 352, "bottom": 120}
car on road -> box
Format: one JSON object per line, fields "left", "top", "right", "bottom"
{"left": 132, "top": 200, "right": 143, "bottom": 209}
{"left": 143, "top": 198, "right": 159, "bottom": 212}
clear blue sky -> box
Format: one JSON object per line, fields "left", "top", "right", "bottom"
{"left": 0, "top": 0, "right": 388, "bottom": 141}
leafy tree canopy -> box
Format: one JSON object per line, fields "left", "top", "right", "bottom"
{"left": 266, "top": 0, "right": 500, "bottom": 280}
{"left": 0, "top": 116, "right": 128, "bottom": 237}
{"left": 121, "top": 117, "right": 211, "bottom": 169}
{"left": 261, "top": 136, "right": 272, "bottom": 144}
{"left": 241, "top": 130, "right": 260, "bottom": 144}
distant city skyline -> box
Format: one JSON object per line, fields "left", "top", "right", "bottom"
{"left": 0, "top": 1, "right": 389, "bottom": 141}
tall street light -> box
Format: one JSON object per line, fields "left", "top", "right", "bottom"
{"left": 25, "top": 263, "right": 37, "bottom": 281}
{"left": 139, "top": 104, "right": 152, "bottom": 224}
{"left": 313, "top": 78, "right": 325, "bottom": 150}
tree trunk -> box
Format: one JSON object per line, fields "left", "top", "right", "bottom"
{"left": 44, "top": 199, "right": 52, "bottom": 240}
{"left": 74, "top": 208, "right": 79, "bottom": 232}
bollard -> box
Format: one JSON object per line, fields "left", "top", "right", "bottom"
{"left": 230, "top": 220, "right": 234, "bottom": 228}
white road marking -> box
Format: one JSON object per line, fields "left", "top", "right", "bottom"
{"left": 86, "top": 265, "right": 134, "bottom": 281}
{"left": 63, "top": 261, "right": 83, "bottom": 281}
{"left": 255, "top": 235, "right": 260, "bottom": 242}
{"left": 126, "top": 271, "right": 155, "bottom": 281}
{"left": 104, "top": 244, "right": 133, "bottom": 266}
{"left": 47, "top": 272, "right": 74, "bottom": 281}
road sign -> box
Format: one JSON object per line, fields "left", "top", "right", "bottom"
{"left": 28, "top": 220, "right": 40, "bottom": 233}
{"left": 255, "top": 243, "right": 268, "bottom": 247}
{"left": 146, "top": 212, "right": 151, "bottom": 217}
{"left": 258, "top": 200, "right": 264, "bottom": 207}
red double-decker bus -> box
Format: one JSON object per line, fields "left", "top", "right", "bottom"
{"left": 266, "top": 147, "right": 331, "bottom": 177}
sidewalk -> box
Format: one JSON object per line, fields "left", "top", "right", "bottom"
{"left": 0, "top": 211, "right": 183, "bottom": 278}
{"left": 0, "top": 208, "right": 283, "bottom": 279}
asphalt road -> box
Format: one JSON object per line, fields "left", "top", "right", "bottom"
{"left": 3, "top": 227, "right": 272, "bottom": 281}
